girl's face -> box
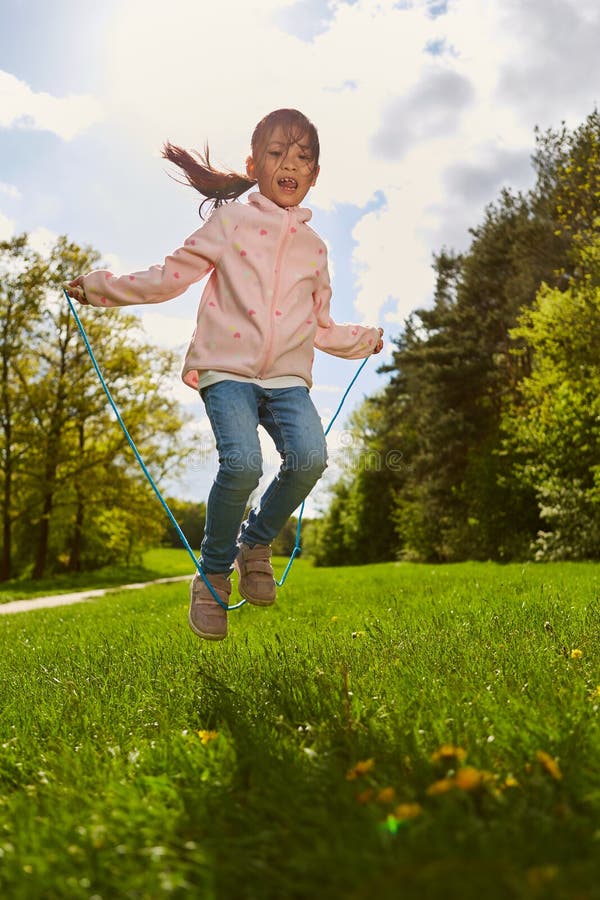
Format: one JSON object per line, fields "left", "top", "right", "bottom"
{"left": 246, "top": 125, "right": 319, "bottom": 208}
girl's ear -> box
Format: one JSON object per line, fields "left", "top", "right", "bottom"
{"left": 311, "top": 164, "right": 320, "bottom": 187}
{"left": 246, "top": 155, "right": 255, "bottom": 179}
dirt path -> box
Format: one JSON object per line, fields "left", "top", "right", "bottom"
{"left": 0, "top": 575, "right": 190, "bottom": 616}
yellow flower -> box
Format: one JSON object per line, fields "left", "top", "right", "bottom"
{"left": 588, "top": 685, "right": 600, "bottom": 701}
{"left": 503, "top": 775, "right": 519, "bottom": 789}
{"left": 355, "top": 789, "right": 374, "bottom": 805}
{"left": 536, "top": 750, "right": 563, "bottom": 781}
{"left": 346, "top": 758, "right": 375, "bottom": 781}
{"left": 376, "top": 787, "right": 397, "bottom": 804}
{"left": 426, "top": 777, "right": 455, "bottom": 796}
{"left": 394, "top": 803, "right": 423, "bottom": 820}
{"left": 197, "top": 730, "right": 219, "bottom": 745}
{"left": 330, "top": 616, "right": 339, "bottom": 622}
{"left": 431, "top": 744, "right": 467, "bottom": 764}
{"left": 454, "top": 767, "right": 486, "bottom": 792}
{"left": 570, "top": 648, "right": 583, "bottom": 659}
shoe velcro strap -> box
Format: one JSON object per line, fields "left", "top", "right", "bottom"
{"left": 244, "top": 560, "right": 273, "bottom": 576}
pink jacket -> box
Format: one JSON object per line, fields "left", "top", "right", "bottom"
{"left": 83, "top": 192, "right": 380, "bottom": 390}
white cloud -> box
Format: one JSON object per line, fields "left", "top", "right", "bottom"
{"left": 136, "top": 311, "right": 192, "bottom": 350}
{"left": 0, "top": 182, "right": 21, "bottom": 200}
{"left": 4, "top": 0, "right": 597, "bottom": 406}
{"left": 0, "top": 70, "right": 104, "bottom": 140}
{"left": 0, "top": 211, "right": 15, "bottom": 240}
{"left": 28, "top": 226, "right": 59, "bottom": 256}
{"left": 101, "top": 0, "right": 585, "bottom": 330}
{"left": 311, "top": 383, "right": 345, "bottom": 394}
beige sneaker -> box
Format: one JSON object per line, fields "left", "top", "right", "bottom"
{"left": 234, "top": 544, "right": 276, "bottom": 606}
{"left": 188, "top": 572, "right": 231, "bottom": 640}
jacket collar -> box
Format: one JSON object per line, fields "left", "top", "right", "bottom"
{"left": 247, "top": 192, "right": 312, "bottom": 223}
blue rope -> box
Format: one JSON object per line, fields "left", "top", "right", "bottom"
{"left": 63, "top": 288, "right": 371, "bottom": 609}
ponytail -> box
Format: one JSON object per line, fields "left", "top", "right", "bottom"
{"left": 163, "top": 109, "right": 319, "bottom": 219}
{"left": 162, "top": 141, "right": 256, "bottom": 218}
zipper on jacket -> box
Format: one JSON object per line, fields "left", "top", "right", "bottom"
{"left": 257, "top": 208, "right": 293, "bottom": 378}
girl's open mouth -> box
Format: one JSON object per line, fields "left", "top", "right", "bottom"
{"left": 278, "top": 177, "right": 298, "bottom": 191}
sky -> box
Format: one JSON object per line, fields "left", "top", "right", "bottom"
{"left": 1, "top": 0, "right": 599, "bottom": 514}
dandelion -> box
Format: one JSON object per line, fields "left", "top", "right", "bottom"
{"left": 426, "top": 777, "right": 455, "bottom": 796}
{"left": 352, "top": 630, "right": 366, "bottom": 639}
{"left": 376, "top": 787, "right": 396, "bottom": 804}
{"left": 503, "top": 775, "right": 519, "bottom": 789}
{"left": 536, "top": 750, "right": 563, "bottom": 781}
{"left": 394, "top": 803, "right": 423, "bottom": 820}
{"left": 330, "top": 616, "right": 339, "bottom": 622}
{"left": 454, "top": 767, "right": 491, "bottom": 792}
{"left": 197, "top": 730, "right": 219, "bottom": 745}
{"left": 431, "top": 744, "right": 467, "bottom": 764}
{"left": 346, "top": 758, "right": 375, "bottom": 780}
{"left": 355, "top": 788, "right": 374, "bottom": 805}
{"left": 588, "top": 685, "right": 600, "bottom": 701}
{"left": 570, "top": 648, "right": 583, "bottom": 659}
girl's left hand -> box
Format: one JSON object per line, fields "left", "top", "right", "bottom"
{"left": 63, "top": 276, "right": 89, "bottom": 305}
{"left": 373, "top": 327, "right": 384, "bottom": 354}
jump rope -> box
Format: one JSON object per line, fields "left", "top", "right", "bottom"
{"left": 63, "top": 287, "right": 371, "bottom": 611}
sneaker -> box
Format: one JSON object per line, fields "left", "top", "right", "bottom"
{"left": 188, "top": 572, "right": 231, "bottom": 640}
{"left": 234, "top": 543, "right": 276, "bottom": 606}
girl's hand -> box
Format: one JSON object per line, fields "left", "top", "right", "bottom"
{"left": 373, "top": 327, "right": 384, "bottom": 354}
{"left": 63, "top": 276, "right": 89, "bottom": 305}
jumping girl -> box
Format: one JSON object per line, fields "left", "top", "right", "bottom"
{"left": 65, "top": 108, "right": 383, "bottom": 641}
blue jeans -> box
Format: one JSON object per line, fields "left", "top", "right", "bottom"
{"left": 199, "top": 381, "right": 328, "bottom": 574}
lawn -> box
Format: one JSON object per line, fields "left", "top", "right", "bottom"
{"left": 0, "top": 557, "right": 599, "bottom": 899}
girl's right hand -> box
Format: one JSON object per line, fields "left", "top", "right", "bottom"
{"left": 63, "top": 276, "right": 89, "bottom": 305}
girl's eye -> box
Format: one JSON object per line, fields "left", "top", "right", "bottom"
{"left": 268, "top": 151, "right": 281, "bottom": 157}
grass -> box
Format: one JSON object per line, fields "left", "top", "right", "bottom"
{"left": 1, "top": 557, "right": 600, "bottom": 899}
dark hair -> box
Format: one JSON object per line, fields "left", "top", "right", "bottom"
{"left": 162, "top": 108, "right": 320, "bottom": 218}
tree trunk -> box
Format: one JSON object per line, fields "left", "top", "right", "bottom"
{"left": 68, "top": 422, "right": 85, "bottom": 573}
{"left": 1, "top": 449, "right": 11, "bottom": 581}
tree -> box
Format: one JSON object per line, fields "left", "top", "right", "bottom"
{"left": 0, "top": 237, "right": 46, "bottom": 578}
{"left": 502, "top": 237, "right": 600, "bottom": 558}
{"left": 309, "top": 395, "right": 403, "bottom": 565}
{"left": 0, "top": 234, "right": 190, "bottom": 578}
{"left": 313, "top": 112, "right": 600, "bottom": 563}
{"left": 162, "top": 498, "right": 206, "bottom": 551}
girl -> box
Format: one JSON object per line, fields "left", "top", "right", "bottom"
{"left": 66, "top": 108, "right": 383, "bottom": 641}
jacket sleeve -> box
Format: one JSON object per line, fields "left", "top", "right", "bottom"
{"left": 313, "top": 261, "right": 380, "bottom": 359}
{"left": 82, "top": 207, "right": 228, "bottom": 308}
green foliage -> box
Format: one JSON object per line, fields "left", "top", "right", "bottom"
{"left": 0, "top": 561, "right": 599, "bottom": 898}
{"left": 270, "top": 515, "right": 302, "bottom": 556}
{"left": 162, "top": 498, "right": 206, "bottom": 550}
{"left": 503, "top": 242, "right": 600, "bottom": 558}
{"left": 0, "top": 234, "right": 189, "bottom": 578}
{"left": 310, "top": 110, "right": 600, "bottom": 564}
{"left": 310, "top": 396, "right": 403, "bottom": 565}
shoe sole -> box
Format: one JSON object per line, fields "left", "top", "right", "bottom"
{"left": 237, "top": 588, "right": 276, "bottom": 607}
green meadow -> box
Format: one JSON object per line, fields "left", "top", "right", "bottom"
{"left": 1, "top": 554, "right": 599, "bottom": 899}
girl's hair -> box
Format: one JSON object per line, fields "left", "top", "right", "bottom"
{"left": 162, "top": 108, "right": 320, "bottom": 218}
